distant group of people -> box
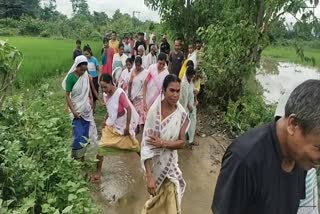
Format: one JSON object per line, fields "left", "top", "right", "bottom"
{"left": 65, "top": 30, "right": 320, "bottom": 214}
{"left": 66, "top": 31, "right": 205, "bottom": 213}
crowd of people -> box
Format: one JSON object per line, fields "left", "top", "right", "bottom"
{"left": 64, "top": 31, "right": 320, "bottom": 214}
{"left": 65, "top": 31, "right": 205, "bottom": 213}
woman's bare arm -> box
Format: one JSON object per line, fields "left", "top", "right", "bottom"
{"left": 149, "top": 118, "right": 189, "bottom": 150}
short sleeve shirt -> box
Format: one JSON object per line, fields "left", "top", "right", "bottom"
{"left": 87, "top": 57, "right": 99, "bottom": 78}
{"left": 104, "top": 92, "right": 129, "bottom": 113}
{"left": 212, "top": 121, "right": 306, "bottom": 214}
{"left": 169, "top": 51, "right": 184, "bottom": 76}
{"left": 73, "top": 49, "right": 82, "bottom": 60}
{"left": 65, "top": 73, "right": 78, "bottom": 92}
{"left": 118, "top": 93, "right": 129, "bottom": 113}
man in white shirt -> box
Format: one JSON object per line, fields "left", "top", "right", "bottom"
{"left": 145, "top": 45, "right": 157, "bottom": 70}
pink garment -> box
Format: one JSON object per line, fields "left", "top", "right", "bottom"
{"left": 145, "top": 63, "right": 169, "bottom": 109}
{"left": 104, "top": 92, "right": 129, "bottom": 113}
{"left": 129, "top": 39, "right": 135, "bottom": 56}
{"left": 132, "top": 98, "right": 146, "bottom": 125}
{"left": 102, "top": 48, "right": 115, "bottom": 75}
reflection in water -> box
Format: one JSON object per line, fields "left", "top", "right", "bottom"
{"left": 256, "top": 61, "right": 320, "bottom": 103}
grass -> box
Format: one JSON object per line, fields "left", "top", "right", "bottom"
{"left": 0, "top": 36, "right": 102, "bottom": 85}
{"left": 262, "top": 45, "right": 320, "bottom": 68}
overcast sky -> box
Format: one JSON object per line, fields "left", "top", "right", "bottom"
{"left": 52, "top": 0, "right": 319, "bottom": 25}
{"left": 54, "top": 0, "right": 160, "bottom": 22}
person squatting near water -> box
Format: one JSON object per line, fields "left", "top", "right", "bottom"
{"left": 141, "top": 74, "right": 189, "bottom": 214}
{"left": 62, "top": 55, "right": 98, "bottom": 160}
{"left": 92, "top": 74, "right": 140, "bottom": 183}
{"left": 212, "top": 79, "right": 320, "bottom": 214}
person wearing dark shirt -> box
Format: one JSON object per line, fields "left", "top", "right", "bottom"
{"left": 148, "top": 35, "right": 159, "bottom": 53}
{"left": 134, "top": 32, "right": 147, "bottom": 55}
{"left": 72, "top": 39, "right": 82, "bottom": 61}
{"left": 160, "top": 35, "right": 170, "bottom": 55}
{"left": 169, "top": 39, "right": 184, "bottom": 76}
{"left": 212, "top": 79, "right": 320, "bottom": 214}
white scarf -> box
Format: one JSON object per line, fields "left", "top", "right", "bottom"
{"left": 62, "top": 55, "right": 92, "bottom": 121}
{"left": 141, "top": 95, "right": 189, "bottom": 212}
{"left": 104, "top": 88, "right": 139, "bottom": 135}
{"left": 130, "top": 68, "right": 148, "bottom": 100}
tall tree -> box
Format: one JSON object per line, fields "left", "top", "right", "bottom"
{"left": 40, "top": 0, "right": 57, "bottom": 21}
{"left": 70, "top": 0, "right": 90, "bottom": 16}
{"left": 145, "top": 0, "right": 319, "bottom": 108}
{"left": 0, "top": 0, "right": 41, "bottom": 19}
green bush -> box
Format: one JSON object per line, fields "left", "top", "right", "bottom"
{"left": 40, "top": 30, "right": 51, "bottom": 38}
{"left": 90, "top": 31, "right": 103, "bottom": 41}
{"left": 0, "top": 28, "right": 15, "bottom": 36}
{"left": 19, "top": 17, "right": 44, "bottom": 36}
{"left": 225, "top": 86, "right": 275, "bottom": 135}
{"left": 0, "top": 85, "right": 100, "bottom": 213}
{"left": 198, "top": 21, "right": 256, "bottom": 110}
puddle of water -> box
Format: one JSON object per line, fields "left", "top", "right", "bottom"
{"left": 92, "top": 137, "right": 222, "bottom": 214}
{"left": 256, "top": 60, "right": 320, "bottom": 103}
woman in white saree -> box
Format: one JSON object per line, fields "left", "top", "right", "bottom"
{"left": 141, "top": 74, "right": 189, "bottom": 214}
{"left": 62, "top": 55, "right": 95, "bottom": 159}
{"left": 128, "top": 56, "right": 149, "bottom": 133}
{"left": 143, "top": 52, "right": 169, "bottom": 112}
{"left": 92, "top": 74, "right": 140, "bottom": 183}
{"left": 179, "top": 65, "right": 196, "bottom": 147}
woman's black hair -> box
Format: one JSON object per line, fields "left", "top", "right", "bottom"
{"left": 186, "top": 65, "right": 195, "bottom": 77}
{"left": 186, "top": 60, "right": 194, "bottom": 68}
{"left": 163, "top": 74, "right": 181, "bottom": 91}
{"left": 126, "top": 58, "right": 133, "bottom": 64}
{"left": 119, "top": 43, "right": 124, "bottom": 49}
{"left": 83, "top": 44, "right": 93, "bottom": 56}
{"left": 100, "top": 74, "right": 114, "bottom": 85}
{"left": 158, "top": 52, "right": 167, "bottom": 61}
{"left": 135, "top": 56, "right": 143, "bottom": 65}
{"left": 77, "top": 61, "right": 88, "bottom": 67}
{"left": 76, "top": 39, "right": 81, "bottom": 44}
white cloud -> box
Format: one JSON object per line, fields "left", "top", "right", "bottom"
{"left": 55, "top": 0, "right": 160, "bottom": 22}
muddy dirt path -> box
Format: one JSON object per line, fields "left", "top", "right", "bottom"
{"left": 91, "top": 134, "right": 229, "bottom": 214}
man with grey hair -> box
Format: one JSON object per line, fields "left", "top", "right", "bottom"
{"left": 212, "top": 79, "right": 320, "bottom": 214}
{"left": 145, "top": 45, "right": 157, "bottom": 69}
{"left": 137, "top": 45, "right": 148, "bottom": 69}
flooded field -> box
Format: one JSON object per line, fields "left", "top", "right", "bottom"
{"left": 256, "top": 60, "right": 320, "bottom": 103}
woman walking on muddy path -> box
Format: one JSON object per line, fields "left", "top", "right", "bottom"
{"left": 141, "top": 74, "right": 189, "bottom": 214}
{"left": 128, "top": 56, "right": 149, "bottom": 134}
{"left": 62, "top": 55, "right": 94, "bottom": 160}
{"left": 143, "top": 52, "right": 169, "bottom": 113}
{"left": 92, "top": 74, "right": 140, "bottom": 183}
